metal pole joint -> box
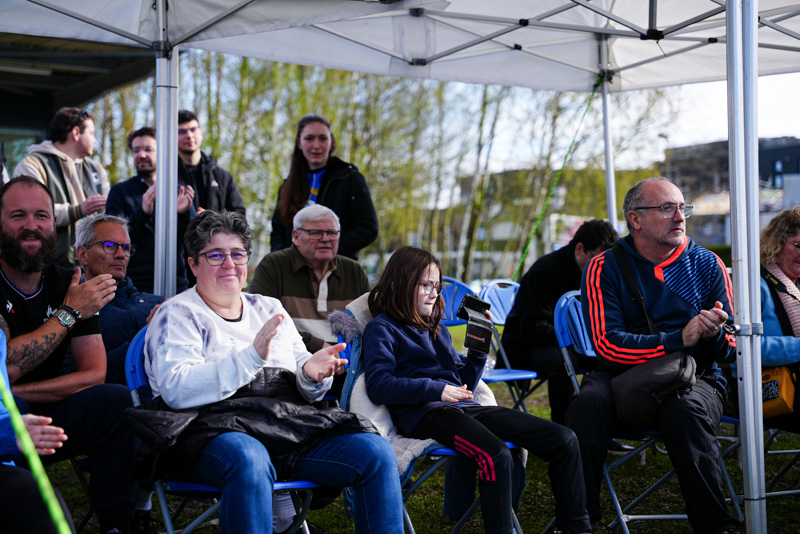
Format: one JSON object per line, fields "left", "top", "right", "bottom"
{"left": 729, "top": 322, "right": 763, "bottom": 336}
{"left": 153, "top": 40, "right": 173, "bottom": 59}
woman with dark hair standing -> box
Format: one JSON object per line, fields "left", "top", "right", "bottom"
{"left": 270, "top": 114, "right": 378, "bottom": 260}
{"left": 362, "top": 246, "right": 593, "bottom": 534}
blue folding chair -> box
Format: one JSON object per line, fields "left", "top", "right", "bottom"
{"left": 125, "top": 326, "right": 317, "bottom": 534}
{"left": 442, "top": 277, "right": 538, "bottom": 412}
{"left": 478, "top": 279, "right": 546, "bottom": 412}
{"left": 553, "top": 290, "right": 742, "bottom": 532}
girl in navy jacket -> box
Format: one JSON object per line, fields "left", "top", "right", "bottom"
{"left": 363, "top": 246, "right": 593, "bottom": 534}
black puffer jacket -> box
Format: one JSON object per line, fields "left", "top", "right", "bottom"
{"left": 270, "top": 157, "right": 378, "bottom": 260}
{"left": 125, "top": 367, "right": 377, "bottom": 483}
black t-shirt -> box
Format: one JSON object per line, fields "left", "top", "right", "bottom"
{"left": 0, "top": 264, "right": 101, "bottom": 384}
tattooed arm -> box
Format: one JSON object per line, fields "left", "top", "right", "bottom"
{"left": 3, "top": 315, "right": 70, "bottom": 384}
{"left": 10, "top": 333, "right": 106, "bottom": 404}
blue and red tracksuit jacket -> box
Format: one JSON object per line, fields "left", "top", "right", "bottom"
{"left": 581, "top": 235, "right": 736, "bottom": 382}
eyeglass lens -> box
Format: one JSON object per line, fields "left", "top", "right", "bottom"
{"left": 204, "top": 250, "right": 250, "bottom": 265}
{"left": 98, "top": 241, "right": 134, "bottom": 256}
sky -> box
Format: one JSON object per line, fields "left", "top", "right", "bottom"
{"left": 670, "top": 72, "right": 800, "bottom": 149}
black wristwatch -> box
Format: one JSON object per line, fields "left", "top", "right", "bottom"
{"left": 57, "top": 305, "right": 82, "bottom": 322}
{"left": 54, "top": 309, "right": 76, "bottom": 330}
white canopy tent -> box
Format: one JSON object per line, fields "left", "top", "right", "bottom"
{"left": 0, "top": 0, "right": 429, "bottom": 296}
{"left": 4, "top": 1, "right": 800, "bottom": 531}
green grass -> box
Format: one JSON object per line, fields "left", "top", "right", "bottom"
{"left": 50, "top": 324, "right": 800, "bottom": 533}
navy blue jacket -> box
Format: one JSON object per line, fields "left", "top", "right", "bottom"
{"left": 101, "top": 277, "right": 164, "bottom": 385}
{"left": 106, "top": 175, "right": 195, "bottom": 294}
{"left": 581, "top": 235, "right": 736, "bottom": 380}
{"left": 363, "top": 314, "right": 485, "bottom": 436}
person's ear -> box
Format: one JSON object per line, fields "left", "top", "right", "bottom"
{"left": 75, "top": 246, "right": 88, "bottom": 268}
{"left": 575, "top": 242, "right": 585, "bottom": 256}
{"left": 627, "top": 210, "right": 642, "bottom": 231}
{"left": 188, "top": 256, "right": 199, "bottom": 277}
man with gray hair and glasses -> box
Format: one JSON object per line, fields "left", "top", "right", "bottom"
{"left": 565, "top": 177, "right": 739, "bottom": 533}
{"left": 251, "top": 204, "right": 370, "bottom": 355}
{"left": 75, "top": 212, "right": 164, "bottom": 386}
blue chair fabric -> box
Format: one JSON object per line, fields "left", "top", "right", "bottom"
{"left": 476, "top": 279, "right": 543, "bottom": 412}
{"left": 124, "top": 326, "right": 317, "bottom": 534}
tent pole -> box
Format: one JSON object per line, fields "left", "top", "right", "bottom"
{"left": 154, "top": 0, "right": 179, "bottom": 297}
{"left": 599, "top": 35, "right": 617, "bottom": 228}
{"left": 727, "top": 1, "right": 767, "bottom": 532}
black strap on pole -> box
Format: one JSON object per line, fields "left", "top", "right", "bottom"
{"left": 513, "top": 74, "right": 603, "bottom": 280}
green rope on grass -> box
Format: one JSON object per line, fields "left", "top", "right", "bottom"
{"left": 513, "top": 74, "right": 604, "bottom": 281}
{"left": 0, "top": 365, "right": 71, "bottom": 534}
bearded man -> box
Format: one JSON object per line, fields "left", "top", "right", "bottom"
{"left": 0, "top": 176, "right": 139, "bottom": 534}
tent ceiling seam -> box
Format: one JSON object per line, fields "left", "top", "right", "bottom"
{"left": 173, "top": 0, "right": 256, "bottom": 46}
{"left": 311, "top": 24, "right": 404, "bottom": 60}
{"left": 569, "top": 0, "right": 646, "bottom": 35}
{"left": 24, "top": 0, "right": 150, "bottom": 47}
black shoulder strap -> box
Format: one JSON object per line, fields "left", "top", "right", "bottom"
{"left": 613, "top": 244, "right": 659, "bottom": 336}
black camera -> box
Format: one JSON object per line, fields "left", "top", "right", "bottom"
{"left": 456, "top": 294, "right": 493, "bottom": 355}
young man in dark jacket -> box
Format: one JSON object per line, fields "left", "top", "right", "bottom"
{"left": 176, "top": 110, "right": 246, "bottom": 216}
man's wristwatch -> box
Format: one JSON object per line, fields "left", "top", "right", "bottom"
{"left": 57, "top": 304, "right": 82, "bottom": 322}
{"left": 54, "top": 309, "right": 76, "bottom": 330}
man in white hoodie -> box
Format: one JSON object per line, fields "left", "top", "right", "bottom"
{"left": 13, "top": 107, "right": 109, "bottom": 268}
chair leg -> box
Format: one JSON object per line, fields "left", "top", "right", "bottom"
{"left": 403, "top": 505, "right": 415, "bottom": 534}
{"left": 448, "top": 498, "right": 480, "bottom": 533}
{"left": 69, "top": 457, "right": 93, "bottom": 534}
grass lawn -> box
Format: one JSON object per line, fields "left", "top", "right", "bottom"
{"left": 49, "top": 324, "right": 800, "bottom": 533}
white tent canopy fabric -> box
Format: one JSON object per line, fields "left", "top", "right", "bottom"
{"left": 190, "top": 0, "right": 800, "bottom": 92}
{"left": 3, "top": 2, "right": 799, "bottom": 532}
{"left": 0, "top": 0, "right": 429, "bottom": 50}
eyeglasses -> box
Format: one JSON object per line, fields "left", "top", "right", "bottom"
{"left": 86, "top": 240, "right": 136, "bottom": 257}
{"left": 633, "top": 204, "right": 693, "bottom": 218}
{"left": 418, "top": 282, "right": 444, "bottom": 295}
{"left": 68, "top": 109, "right": 90, "bottom": 131}
{"left": 178, "top": 126, "right": 199, "bottom": 135}
{"left": 296, "top": 228, "right": 340, "bottom": 240}
{"left": 198, "top": 249, "right": 250, "bottom": 266}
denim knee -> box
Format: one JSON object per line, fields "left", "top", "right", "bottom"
{"left": 358, "top": 433, "right": 397, "bottom": 476}
{"left": 209, "top": 433, "right": 275, "bottom": 488}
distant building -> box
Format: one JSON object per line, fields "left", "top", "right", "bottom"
{"left": 663, "top": 137, "right": 800, "bottom": 200}
{"left": 663, "top": 137, "right": 800, "bottom": 247}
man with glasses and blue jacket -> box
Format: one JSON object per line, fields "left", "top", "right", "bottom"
{"left": 566, "top": 177, "right": 739, "bottom": 534}
{"left": 74, "top": 213, "right": 164, "bottom": 386}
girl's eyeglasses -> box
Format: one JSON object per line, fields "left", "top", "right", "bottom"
{"left": 418, "top": 282, "right": 444, "bottom": 295}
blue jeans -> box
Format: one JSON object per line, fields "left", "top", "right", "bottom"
{"left": 173, "top": 431, "right": 404, "bottom": 534}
